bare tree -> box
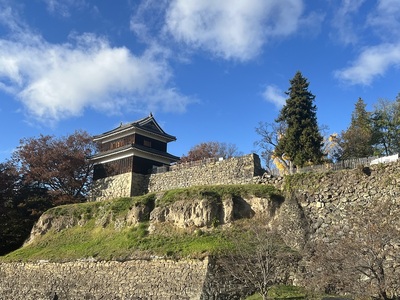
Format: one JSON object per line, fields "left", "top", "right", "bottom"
{"left": 305, "top": 200, "right": 400, "bottom": 299}
{"left": 219, "top": 220, "right": 299, "bottom": 299}
{"left": 254, "top": 121, "right": 291, "bottom": 174}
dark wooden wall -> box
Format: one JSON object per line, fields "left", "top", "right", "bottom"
{"left": 99, "top": 134, "right": 167, "bottom": 153}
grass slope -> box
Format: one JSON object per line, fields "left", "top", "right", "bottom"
{"left": 1, "top": 184, "right": 282, "bottom": 262}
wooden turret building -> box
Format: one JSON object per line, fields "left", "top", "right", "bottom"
{"left": 90, "top": 113, "right": 179, "bottom": 200}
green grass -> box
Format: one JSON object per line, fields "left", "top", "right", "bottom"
{"left": 246, "top": 285, "right": 349, "bottom": 300}
{"left": 0, "top": 184, "right": 282, "bottom": 262}
{"left": 268, "top": 285, "right": 307, "bottom": 299}
{"left": 245, "top": 285, "right": 307, "bottom": 299}
{"left": 3, "top": 220, "right": 233, "bottom": 262}
{"left": 246, "top": 294, "right": 263, "bottom": 300}
{"left": 49, "top": 193, "right": 156, "bottom": 220}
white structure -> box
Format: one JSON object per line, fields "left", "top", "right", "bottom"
{"left": 370, "top": 154, "right": 399, "bottom": 165}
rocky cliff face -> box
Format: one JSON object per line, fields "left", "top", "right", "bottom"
{"left": 27, "top": 192, "right": 285, "bottom": 245}
{"left": 149, "top": 195, "right": 283, "bottom": 229}
{"left": 25, "top": 201, "right": 153, "bottom": 245}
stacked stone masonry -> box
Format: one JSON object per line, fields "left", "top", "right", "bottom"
{"left": 148, "top": 153, "right": 263, "bottom": 193}
{"left": 0, "top": 259, "right": 209, "bottom": 300}
{"left": 91, "top": 153, "right": 264, "bottom": 201}
{"left": 287, "top": 161, "right": 400, "bottom": 244}
{"left": 90, "top": 172, "right": 132, "bottom": 201}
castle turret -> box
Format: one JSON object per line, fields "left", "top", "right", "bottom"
{"left": 90, "top": 113, "right": 179, "bottom": 199}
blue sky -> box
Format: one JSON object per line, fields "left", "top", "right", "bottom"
{"left": 1, "top": 0, "right": 400, "bottom": 162}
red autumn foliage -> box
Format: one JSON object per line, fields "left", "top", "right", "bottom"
{"left": 13, "top": 130, "right": 97, "bottom": 203}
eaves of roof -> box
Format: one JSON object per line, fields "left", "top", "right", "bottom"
{"left": 90, "top": 144, "right": 180, "bottom": 162}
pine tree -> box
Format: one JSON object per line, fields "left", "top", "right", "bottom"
{"left": 275, "top": 71, "right": 323, "bottom": 169}
{"left": 340, "top": 97, "right": 374, "bottom": 159}
{"left": 371, "top": 97, "right": 400, "bottom": 156}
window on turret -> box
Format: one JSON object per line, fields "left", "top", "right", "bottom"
{"left": 144, "top": 140, "right": 152, "bottom": 147}
{"left": 111, "top": 141, "right": 123, "bottom": 150}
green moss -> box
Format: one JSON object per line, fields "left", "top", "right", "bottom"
{"left": 283, "top": 172, "right": 328, "bottom": 193}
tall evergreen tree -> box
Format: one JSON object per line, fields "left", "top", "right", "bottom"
{"left": 340, "top": 97, "right": 374, "bottom": 159}
{"left": 275, "top": 71, "right": 323, "bottom": 169}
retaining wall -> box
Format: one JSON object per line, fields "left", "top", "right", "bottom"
{"left": 0, "top": 259, "right": 209, "bottom": 300}
{"left": 91, "top": 153, "right": 264, "bottom": 201}
{"left": 148, "top": 153, "right": 263, "bottom": 193}
{"left": 90, "top": 172, "right": 133, "bottom": 201}
{"left": 287, "top": 162, "right": 400, "bottom": 243}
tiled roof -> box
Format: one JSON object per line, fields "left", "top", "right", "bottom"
{"left": 93, "top": 113, "right": 176, "bottom": 142}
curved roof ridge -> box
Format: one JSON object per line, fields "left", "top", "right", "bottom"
{"left": 93, "top": 113, "right": 176, "bottom": 142}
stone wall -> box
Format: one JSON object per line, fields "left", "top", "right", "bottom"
{"left": 148, "top": 153, "right": 263, "bottom": 193}
{"left": 0, "top": 259, "right": 209, "bottom": 300}
{"left": 283, "top": 161, "right": 400, "bottom": 243}
{"left": 275, "top": 161, "right": 400, "bottom": 295}
{"left": 91, "top": 153, "right": 264, "bottom": 201}
{"left": 131, "top": 172, "right": 149, "bottom": 196}
{"left": 90, "top": 172, "right": 133, "bottom": 201}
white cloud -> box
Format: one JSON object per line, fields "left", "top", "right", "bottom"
{"left": 262, "top": 85, "right": 286, "bottom": 108}
{"left": 334, "top": 43, "right": 400, "bottom": 85}
{"left": 330, "top": 0, "right": 366, "bottom": 46}
{"left": 367, "top": 0, "right": 400, "bottom": 40}
{"left": 164, "top": 0, "right": 304, "bottom": 61}
{"left": 42, "top": 0, "right": 88, "bottom": 17}
{"left": 130, "top": 0, "right": 169, "bottom": 44}
{"left": 0, "top": 27, "right": 191, "bottom": 125}
{"left": 334, "top": 0, "right": 400, "bottom": 85}
{"left": 0, "top": 0, "right": 192, "bottom": 125}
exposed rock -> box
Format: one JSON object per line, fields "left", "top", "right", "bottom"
{"left": 149, "top": 195, "right": 281, "bottom": 230}
{"left": 126, "top": 204, "right": 152, "bottom": 226}
{"left": 150, "top": 198, "right": 223, "bottom": 228}
{"left": 25, "top": 214, "right": 80, "bottom": 245}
